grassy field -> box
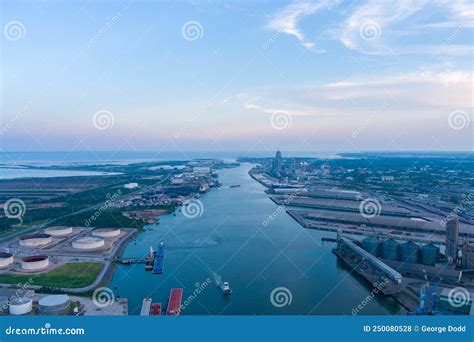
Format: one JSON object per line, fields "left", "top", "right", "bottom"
{"left": 0, "top": 262, "right": 103, "bottom": 288}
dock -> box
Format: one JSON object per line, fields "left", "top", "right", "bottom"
{"left": 166, "top": 288, "right": 183, "bottom": 316}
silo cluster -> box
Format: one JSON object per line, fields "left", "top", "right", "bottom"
{"left": 362, "top": 236, "right": 439, "bottom": 266}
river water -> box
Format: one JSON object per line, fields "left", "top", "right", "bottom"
{"left": 110, "top": 163, "right": 403, "bottom": 315}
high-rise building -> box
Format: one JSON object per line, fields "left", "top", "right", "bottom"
{"left": 445, "top": 216, "right": 459, "bottom": 263}
{"left": 272, "top": 150, "right": 284, "bottom": 177}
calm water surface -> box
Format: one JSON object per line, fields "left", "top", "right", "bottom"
{"left": 110, "top": 164, "right": 403, "bottom": 315}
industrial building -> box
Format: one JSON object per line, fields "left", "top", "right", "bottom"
{"left": 333, "top": 236, "right": 402, "bottom": 294}
{"left": 446, "top": 216, "right": 460, "bottom": 264}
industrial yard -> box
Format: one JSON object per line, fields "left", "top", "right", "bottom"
{"left": 243, "top": 151, "right": 474, "bottom": 315}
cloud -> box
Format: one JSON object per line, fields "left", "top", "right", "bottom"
{"left": 266, "top": 0, "right": 339, "bottom": 52}
{"left": 338, "top": 0, "right": 474, "bottom": 55}
{"left": 339, "top": 0, "right": 428, "bottom": 54}
{"left": 240, "top": 71, "right": 473, "bottom": 117}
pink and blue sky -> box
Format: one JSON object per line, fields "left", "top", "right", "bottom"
{"left": 1, "top": 0, "right": 472, "bottom": 152}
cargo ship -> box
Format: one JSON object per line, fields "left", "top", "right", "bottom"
{"left": 152, "top": 241, "right": 165, "bottom": 274}
{"left": 166, "top": 288, "right": 183, "bottom": 316}
{"left": 150, "top": 303, "right": 162, "bottom": 316}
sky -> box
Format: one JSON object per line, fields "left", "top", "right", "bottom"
{"left": 1, "top": 0, "right": 473, "bottom": 153}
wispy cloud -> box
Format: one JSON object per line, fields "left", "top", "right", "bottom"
{"left": 240, "top": 70, "right": 473, "bottom": 116}
{"left": 266, "top": 0, "right": 339, "bottom": 52}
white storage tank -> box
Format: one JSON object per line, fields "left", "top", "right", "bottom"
{"left": 38, "top": 294, "right": 70, "bottom": 315}
{"left": 92, "top": 228, "right": 121, "bottom": 238}
{"left": 21, "top": 255, "right": 49, "bottom": 271}
{"left": 19, "top": 233, "right": 52, "bottom": 247}
{"left": 44, "top": 226, "right": 73, "bottom": 236}
{"left": 0, "top": 252, "right": 14, "bottom": 268}
{"left": 9, "top": 297, "right": 33, "bottom": 315}
{"left": 72, "top": 236, "right": 104, "bottom": 250}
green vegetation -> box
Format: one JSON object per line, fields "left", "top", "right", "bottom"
{"left": 0, "top": 262, "right": 102, "bottom": 288}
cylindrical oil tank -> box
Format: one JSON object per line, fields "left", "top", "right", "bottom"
{"left": 381, "top": 238, "right": 400, "bottom": 260}
{"left": 399, "top": 241, "right": 420, "bottom": 263}
{"left": 362, "top": 236, "right": 380, "bottom": 257}
{"left": 38, "top": 295, "right": 70, "bottom": 315}
{"left": 421, "top": 242, "right": 439, "bottom": 266}
{"left": 9, "top": 297, "right": 33, "bottom": 315}
{"left": 92, "top": 228, "right": 121, "bottom": 238}
{"left": 44, "top": 226, "right": 73, "bottom": 236}
{"left": 0, "top": 252, "right": 14, "bottom": 268}
{"left": 19, "top": 233, "right": 52, "bottom": 247}
{"left": 21, "top": 255, "right": 49, "bottom": 270}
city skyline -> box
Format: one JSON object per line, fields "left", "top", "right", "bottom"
{"left": 1, "top": 0, "right": 473, "bottom": 152}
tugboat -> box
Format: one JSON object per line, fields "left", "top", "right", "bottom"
{"left": 218, "top": 281, "right": 232, "bottom": 295}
